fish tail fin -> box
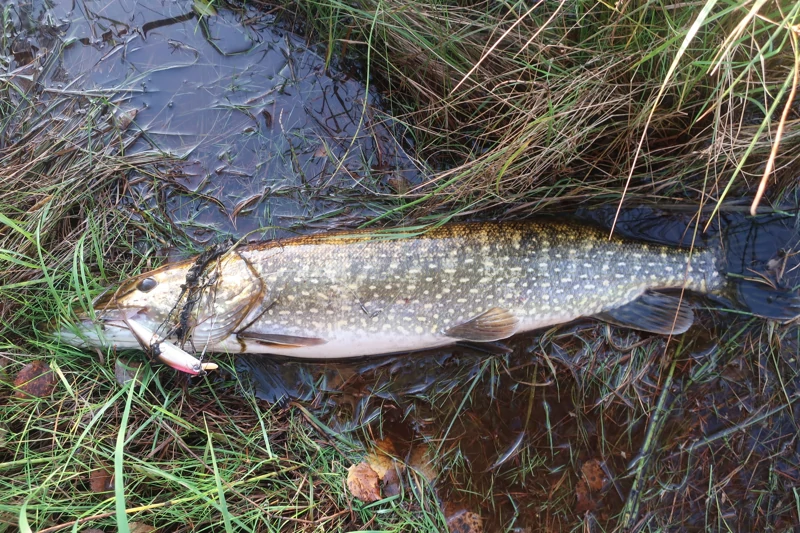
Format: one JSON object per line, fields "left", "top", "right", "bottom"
{"left": 710, "top": 214, "right": 800, "bottom": 322}
{"left": 713, "top": 277, "right": 800, "bottom": 322}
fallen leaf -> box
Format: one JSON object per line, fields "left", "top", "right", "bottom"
{"left": 408, "top": 444, "right": 437, "bottom": 483}
{"left": 374, "top": 436, "right": 397, "bottom": 455}
{"left": 574, "top": 479, "right": 596, "bottom": 513}
{"left": 581, "top": 459, "right": 606, "bottom": 492}
{"left": 387, "top": 175, "right": 410, "bottom": 194}
{"left": 14, "top": 360, "right": 57, "bottom": 398}
{"left": 447, "top": 509, "right": 483, "bottom": 533}
{"left": 347, "top": 462, "right": 381, "bottom": 503}
{"left": 129, "top": 523, "right": 156, "bottom": 533}
{"left": 382, "top": 464, "right": 402, "bottom": 498}
{"left": 365, "top": 436, "right": 400, "bottom": 480}
{"left": 89, "top": 463, "right": 114, "bottom": 494}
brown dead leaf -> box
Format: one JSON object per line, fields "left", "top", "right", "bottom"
{"left": 581, "top": 459, "right": 606, "bottom": 492}
{"left": 374, "top": 436, "right": 397, "bottom": 455}
{"left": 408, "top": 444, "right": 437, "bottom": 483}
{"left": 89, "top": 463, "right": 114, "bottom": 494}
{"left": 574, "top": 479, "right": 596, "bottom": 513}
{"left": 347, "top": 462, "right": 381, "bottom": 503}
{"left": 387, "top": 175, "right": 410, "bottom": 194}
{"left": 382, "top": 465, "right": 402, "bottom": 498}
{"left": 128, "top": 523, "right": 156, "bottom": 533}
{"left": 14, "top": 360, "right": 57, "bottom": 398}
{"left": 447, "top": 509, "right": 483, "bottom": 533}
{"left": 575, "top": 459, "right": 606, "bottom": 512}
{"left": 365, "top": 436, "right": 401, "bottom": 480}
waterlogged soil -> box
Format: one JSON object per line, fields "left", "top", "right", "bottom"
{"left": 6, "top": 0, "right": 420, "bottom": 242}
{"left": 9, "top": 0, "right": 800, "bottom": 530}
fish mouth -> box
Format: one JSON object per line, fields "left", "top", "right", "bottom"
{"left": 55, "top": 299, "right": 152, "bottom": 350}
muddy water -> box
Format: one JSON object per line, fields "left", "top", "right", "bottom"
{"left": 10, "top": 0, "right": 420, "bottom": 241}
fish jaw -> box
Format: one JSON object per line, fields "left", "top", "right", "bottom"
{"left": 57, "top": 306, "right": 155, "bottom": 351}
{"left": 57, "top": 259, "right": 199, "bottom": 352}
{"left": 58, "top": 310, "right": 216, "bottom": 376}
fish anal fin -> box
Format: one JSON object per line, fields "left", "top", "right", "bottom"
{"left": 237, "top": 331, "right": 327, "bottom": 348}
{"left": 445, "top": 307, "right": 520, "bottom": 342}
{"left": 597, "top": 292, "right": 694, "bottom": 335}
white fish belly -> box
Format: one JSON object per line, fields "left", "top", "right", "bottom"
{"left": 218, "top": 332, "right": 457, "bottom": 358}
{"left": 214, "top": 313, "right": 581, "bottom": 358}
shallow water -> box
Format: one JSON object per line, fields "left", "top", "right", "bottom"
{"left": 9, "top": 0, "right": 420, "bottom": 241}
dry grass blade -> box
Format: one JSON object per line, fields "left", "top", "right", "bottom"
{"left": 286, "top": 0, "right": 800, "bottom": 221}
{"left": 750, "top": 30, "right": 799, "bottom": 215}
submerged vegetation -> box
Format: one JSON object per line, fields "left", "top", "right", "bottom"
{"left": 0, "top": 0, "right": 798, "bottom": 531}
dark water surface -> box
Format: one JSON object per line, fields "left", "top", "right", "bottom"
{"left": 10, "top": 0, "right": 420, "bottom": 241}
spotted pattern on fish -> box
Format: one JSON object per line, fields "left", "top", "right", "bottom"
{"left": 61, "top": 222, "right": 724, "bottom": 359}
{"left": 207, "top": 222, "right": 720, "bottom": 351}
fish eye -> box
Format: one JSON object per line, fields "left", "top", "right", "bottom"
{"left": 136, "top": 277, "right": 158, "bottom": 292}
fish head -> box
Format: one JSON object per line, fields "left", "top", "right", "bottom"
{"left": 58, "top": 252, "right": 265, "bottom": 351}
{"left": 57, "top": 260, "right": 194, "bottom": 350}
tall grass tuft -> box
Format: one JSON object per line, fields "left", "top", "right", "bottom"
{"left": 280, "top": 0, "right": 800, "bottom": 218}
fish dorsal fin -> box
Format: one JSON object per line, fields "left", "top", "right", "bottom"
{"left": 597, "top": 292, "right": 694, "bottom": 335}
{"left": 237, "top": 331, "right": 327, "bottom": 348}
{"left": 445, "top": 307, "right": 520, "bottom": 342}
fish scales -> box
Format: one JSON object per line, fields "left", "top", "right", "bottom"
{"left": 231, "top": 222, "right": 720, "bottom": 352}
{"left": 59, "top": 222, "right": 724, "bottom": 362}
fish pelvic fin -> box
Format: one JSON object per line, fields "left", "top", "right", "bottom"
{"left": 445, "top": 307, "right": 520, "bottom": 342}
{"left": 596, "top": 292, "right": 695, "bottom": 335}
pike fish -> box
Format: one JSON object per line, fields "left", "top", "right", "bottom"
{"left": 57, "top": 221, "right": 799, "bottom": 374}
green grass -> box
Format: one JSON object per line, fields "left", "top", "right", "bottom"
{"left": 1, "top": 0, "right": 799, "bottom": 531}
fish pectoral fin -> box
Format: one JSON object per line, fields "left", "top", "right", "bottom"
{"left": 237, "top": 331, "right": 328, "bottom": 348}
{"left": 596, "top": 291, "right": 694, "bottom": 335}
{"left": 192, "top": 300, "right": 253, "bottom": 346}
{"left": 445, "top": 307, "right": 520, "bottom": 342}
